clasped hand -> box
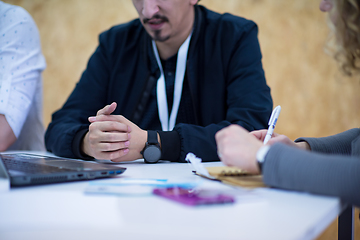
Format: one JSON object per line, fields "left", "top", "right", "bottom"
{"left": 82, "top": 102, "right": 147, "bottom": 162}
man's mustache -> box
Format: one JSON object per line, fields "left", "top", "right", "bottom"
{"left": 143, "top": 14, "right": 169, "bottom": 24}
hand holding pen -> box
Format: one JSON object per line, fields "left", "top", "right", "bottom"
{"left": 216, "top": 105, "right": 281, "bottom": 173}
{"left": 251, "top": 106, "right": 309, "bottom": 150}
{"left": 263, "top": 105, "right": 281, "bottom": 144}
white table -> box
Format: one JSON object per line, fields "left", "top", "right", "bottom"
{"left": 0, "top": 158, "right": 341, "bottom": 240}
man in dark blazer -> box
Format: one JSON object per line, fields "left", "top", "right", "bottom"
{"left": 45, "top": 0, "right": 273, "bottom": 163}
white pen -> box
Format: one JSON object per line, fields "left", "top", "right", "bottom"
{"left": 263, "top": 105, "right": 281, "bottom": 144}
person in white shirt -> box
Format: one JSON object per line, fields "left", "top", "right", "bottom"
{"left": 0, "top": 1, "right": 46, "bottom": 151}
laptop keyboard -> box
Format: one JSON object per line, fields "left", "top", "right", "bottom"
{"left": 2, "top": 158, "right": 72, "bottom": 174}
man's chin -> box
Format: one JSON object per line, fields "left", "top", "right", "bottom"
{"left": 151, "top": 30, "right": 170, "bottom": 42}
{"left": 152, "top": 36, "right": 170, "bottom": 42}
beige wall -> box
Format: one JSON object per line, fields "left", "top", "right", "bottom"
{"left": 4, "top": 0, "right": 360, "bottom": 140}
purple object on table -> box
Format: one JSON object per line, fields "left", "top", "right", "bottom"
{"left": 153, "top": 187, "right": 235, "bottom": 206}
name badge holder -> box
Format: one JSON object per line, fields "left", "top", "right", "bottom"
{"left": 152, "top": 33, "right": 192, "bottom": 131}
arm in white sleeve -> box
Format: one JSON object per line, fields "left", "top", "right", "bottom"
{"left": 0, "top": 3, "right": 46, "bottom": 150}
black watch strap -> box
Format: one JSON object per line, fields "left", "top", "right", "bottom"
{"left": 142, "top": 130, "right": 161, "bottom": 163}
{"left": 147, "top": 130, "right": 158, "bottom": 144}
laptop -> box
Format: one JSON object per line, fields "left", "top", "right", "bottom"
{"left": 0, "top": 153, "right": 126, "bottom": 187}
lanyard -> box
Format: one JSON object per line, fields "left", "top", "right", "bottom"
{"left": 152, "top": 33, "right": 192, "bottom": 131}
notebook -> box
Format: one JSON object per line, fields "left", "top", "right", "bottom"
{"left": 205, "top": 166, "right": 266, "bottom": 188}
{"left": 0, "top": 153, "right": 126, "bottom": 187}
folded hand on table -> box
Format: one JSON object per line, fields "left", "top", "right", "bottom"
{"left": 82, "top": 102, "right": 148, "bottom": 162}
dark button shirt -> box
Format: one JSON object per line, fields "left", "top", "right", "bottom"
{"left": 161, "top": 54, "right": 177, "bottom": 114}
{"left": 140, "top": 52, "right": 195, "bottom": 131}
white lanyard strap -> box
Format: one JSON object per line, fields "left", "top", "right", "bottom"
{"left": 152, "top": 33, "right": 192, "bottom": 131}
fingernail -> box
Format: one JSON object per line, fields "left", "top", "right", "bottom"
{"left": 128, "top": 126, "right": 131, "bottom": 132}
{"left": 128, "top": 133, "right": 131, "bottom": 140}
{"left": 88, "top": 116, "right": 96, "bottom": 122}
{"left": 123, "top": 149, "right": 129, "bottom": 154}
{"left": 124, "top": 141, "right": 130, "bottom": 147}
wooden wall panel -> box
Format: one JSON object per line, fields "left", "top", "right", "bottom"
{"left": 355, "top": 207, "right": 360, "bottom": 240}
{"left": 4, "top": 0, "right": 360, "bottom": 140}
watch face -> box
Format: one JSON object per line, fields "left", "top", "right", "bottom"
{"left": 144, "top": 145, "right": 161, "bottom": 163}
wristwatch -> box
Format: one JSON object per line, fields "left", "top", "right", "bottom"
{"left": 141, "top": 130, "right": 162, "bottom": 164}
{"left": 256, "top": 145, "right": 271, "bottom": 173}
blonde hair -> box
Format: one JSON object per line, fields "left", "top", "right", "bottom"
{"left": 332, "top": 0, "right": 360, "bottom": 76}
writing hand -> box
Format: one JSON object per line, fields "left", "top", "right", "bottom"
{"left": 215, "top": 125, "right": 262, "bottom": 174}
{"left": 250, "top": 130, "right": 310, "bottom": 150}
{"left": 250, "top": 129, "right": 273, "bottom": 142}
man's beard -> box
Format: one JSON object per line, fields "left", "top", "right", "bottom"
{"left": 143, "top": 14, "right": 170, "bottom": 42}
{"left": 152, "top": 30, "right": 170, "bottom": 42}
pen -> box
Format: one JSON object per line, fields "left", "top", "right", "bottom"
{"left": 263, "top": 105, "right": 281, "bottom": 144}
